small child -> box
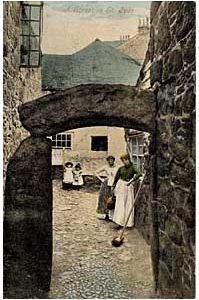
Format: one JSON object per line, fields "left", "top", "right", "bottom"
{"left": 72, "top": 163, "right": 84, "bottom": 190}
{"left": 62, "top": 161, "right": 74, "bottom": 190}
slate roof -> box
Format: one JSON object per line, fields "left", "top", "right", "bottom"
{"left": 118, "top": 32, "right": 149, "bottom": 64}
{"left": 103, "top": 40, "right": 125, "bottom": 49}
{"left": 42, "top": 39, "right": 141, "bottom": 90}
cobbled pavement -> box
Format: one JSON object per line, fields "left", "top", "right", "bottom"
{"left": 48, "top": 180, "right": 154, "bottom": 299}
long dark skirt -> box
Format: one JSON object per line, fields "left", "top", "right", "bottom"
{"left": 96, "top": 179, "right": 112, "bottom": 214}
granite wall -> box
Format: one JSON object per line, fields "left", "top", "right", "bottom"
{"left": 3, "top": 2, "right": 51, "bottom": 298}
{"left": 137, "top": 2, "right": 195, "bottom": 298}
{"left": 4, "top": 137, "right": 53, "bottom": 299}
{"left": 3, "top": 1, "right": 44, "bottom": 182}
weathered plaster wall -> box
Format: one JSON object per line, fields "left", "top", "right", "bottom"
{"left": 3, "top": 1, "right": 44, "bottom": 181}
{"left": 137, "top": 1, "right": 195, "bottom": 298}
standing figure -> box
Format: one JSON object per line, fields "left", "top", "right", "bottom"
{"left": 112, "top": 154, "right": 141, "bottom": 228}
{"left": 95, "top": 156, "right": 119, "bottom": 221}
{"left": 72, "top": 163, "right": 84, "bottom": 190}
{"left": 62, "top": 161, "right": 74, "bottom": 190}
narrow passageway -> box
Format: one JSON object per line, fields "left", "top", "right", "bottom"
{"left": 49, "top": 180, "right": 154, "bottom": 299}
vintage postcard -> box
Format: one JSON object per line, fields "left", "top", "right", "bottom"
{"left": 3, "top": 1, "right": 196, "bottom": 299}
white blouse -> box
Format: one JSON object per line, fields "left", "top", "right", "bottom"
{"left": 96, "top": 165, "right": 119, "bottom": 187}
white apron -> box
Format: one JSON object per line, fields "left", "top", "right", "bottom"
{"left": 73, "top": 175, "right": 84, "bottom": 186}
{"left": 113, "top": 179, "right": 135, "bottom": 227}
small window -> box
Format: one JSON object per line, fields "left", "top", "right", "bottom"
{"left": 91, "top": 136, "right": 108, "bottom": 151}
{"left": 49, "top": 133, "right": 73, "bottom": 149}
{"left": 20, "top": 2, "right": 43, "bottom": 67}
{"left": 131, "top": 135, "right": 144, "bottom": 172}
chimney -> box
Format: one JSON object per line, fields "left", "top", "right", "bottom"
{"left": 146, "top": 16, "right": 149, "bottom": 28}
{"left": 138, "top": 17, "right": 150, "bottom": 34}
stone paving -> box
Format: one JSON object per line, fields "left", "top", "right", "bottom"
{"left": 48, "top": 180, "right": 154, "bottom": 299}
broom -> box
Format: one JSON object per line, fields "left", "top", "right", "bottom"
{"left": 111, "top": 174, "right": 145, "bottom": 247}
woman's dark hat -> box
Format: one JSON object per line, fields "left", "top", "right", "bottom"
{"left": 106, "top": 155, "right": 115, "bottom": 161}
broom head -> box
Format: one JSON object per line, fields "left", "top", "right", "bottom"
{"left": 111, "top": 236, "right": 124, "bottom": 247}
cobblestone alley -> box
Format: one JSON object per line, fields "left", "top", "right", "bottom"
{"left": 48, "top": 180, "right": 154, "bottom": 299}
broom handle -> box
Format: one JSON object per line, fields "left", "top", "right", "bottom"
{"left": 119, "top": 174, "right": 146, "bottom": 240}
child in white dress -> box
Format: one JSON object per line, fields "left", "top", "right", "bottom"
{"left": 62, "top": 161, "right": 74, "bottom": 190}
{"left": 72, "top": 163, "right": 84, "bottom": 190}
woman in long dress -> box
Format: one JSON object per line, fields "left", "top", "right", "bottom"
{"left": 112, "top": 154, "right": 141, "bottom": 228}
{"left": 95, "top": 156, "right": 119, "bottom": 221}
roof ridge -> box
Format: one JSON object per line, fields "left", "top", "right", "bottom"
{"left": 71, "top": 39, "right": 140, "bottom": 66}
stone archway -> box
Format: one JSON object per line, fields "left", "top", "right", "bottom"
{"left": 18, "top": 84, "right": 156, "bottom": 134}
{"left": 4, "top": 83, "right": 156, "bottom": 298}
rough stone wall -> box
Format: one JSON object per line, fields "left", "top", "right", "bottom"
{"left": 18, "top": 84, "right": 156, "bottom": 135}
{"left": 4, "top": 136, "right": 52, "bottom": 298}
{"left": 138, "top": 2, "right": 195, "bottom": 298}
{"left": 3, "top": 1, "right": 44, "bottom": 181}
{"left": 133, "top": 134, "right": 152, "bottom": 245}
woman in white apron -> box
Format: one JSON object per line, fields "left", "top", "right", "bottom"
{"left": 112, "top": 154, "right": 141, "bottom": 228}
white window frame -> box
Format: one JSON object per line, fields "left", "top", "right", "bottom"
{"left": 49, "top": 133, "right": 73, "bottom": 150}
{"left": 130, "top": 135, "right": 144, "bottom": 172}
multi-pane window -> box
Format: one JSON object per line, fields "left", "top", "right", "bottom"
{"left": 131, "top": 135, "right": 144, "bottom": 172}
{"left": 91, "top": 136, "right": 108, "bottom": 151}
{"left": 20, "top": 2, "right": 43, "bottom": 67}
{"left": 50, "top": 133, "right": 72, "bottom": 149}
